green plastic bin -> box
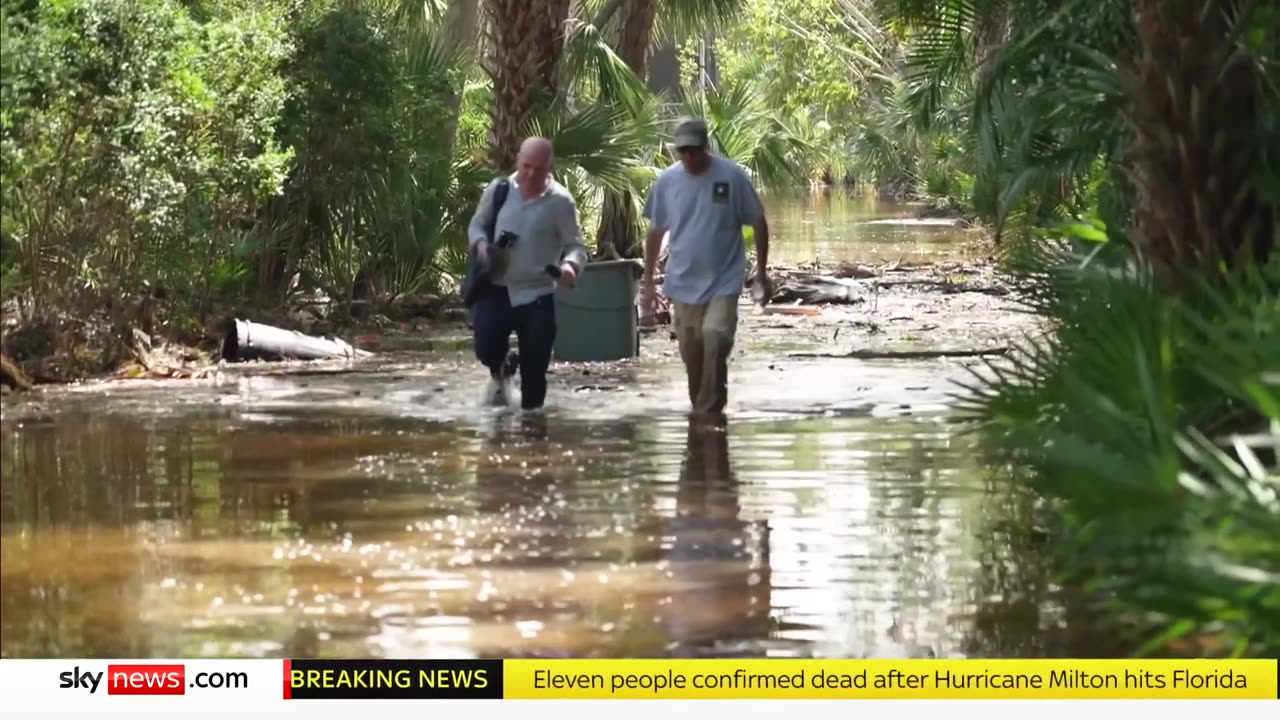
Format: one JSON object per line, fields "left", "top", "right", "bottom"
{"left": 553, "top": 259, "right": 644, "bottom": 362}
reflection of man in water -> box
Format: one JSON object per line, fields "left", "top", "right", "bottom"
{"left": 473, "top": 414, "right": 558, "bottom": 519}
{"left": 664, "top": 419, "right": 771, "bottom": 656}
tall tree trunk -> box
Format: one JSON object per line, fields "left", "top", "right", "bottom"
{"left": 971, "top": 1, "right": 1009, "bottom": 245}
{"left": 973, "top": 1, "right": 1008, "bottom": 94}
{"left": 647, "top": 40, "right": 681, "bottom": 96}
{"left": 1122, "top": 0, "right": 1273, "bottom": 285}
{"left": 442, "top": 0, "right": 480, "bottom": 54}
{"left": 438, "top": 0, "right": 480, "bottom": 156}
{"left": 483, "top": 0, "right": 571, "bottom": 172}
{"left": 699, "top": 34, "right": 721, "bottom": 89}
{"left": 595, "top": 0, "right": 657, "bottom": 259}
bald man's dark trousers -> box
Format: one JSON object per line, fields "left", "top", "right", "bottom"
{"left": 471, "top": 283, "right": 557, "bottom": 409}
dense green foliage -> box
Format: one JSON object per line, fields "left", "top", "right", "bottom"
{"left": 933, "top": 0, "right": 1280, "bottom": 656}
{"left": 957, "top": 232, "right": 1279, "bottom": 657}
{"left": 1, "top": 0, "right": 501, "bottom": 373}
{"left": 1, "top": 0, "right": 293, "bottom": 313}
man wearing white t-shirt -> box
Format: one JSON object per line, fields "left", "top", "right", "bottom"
{"left": 641, "top": 118, "right": 771, "bottom": 416}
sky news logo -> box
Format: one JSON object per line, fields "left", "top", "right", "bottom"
{"left": 58, "top": 665, "right": 249, "bottom": 695}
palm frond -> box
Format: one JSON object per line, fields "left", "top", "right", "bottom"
{"left": 897, "top": 0, "right": 977, "bottom": 130}
{"left": 651, "top": 0, "right": 750, "bottom": 45}
{"left": 561, "top": 18, "right": 651, "bottom": 116}
{"left": 952, "top": 234, "right": 1280, "bottom": 656}
{"left": 526, "top": 100, "right": 660, "bottom": 196}
{"left": 674, "top": 79, "right": 815, "bottom": 190}
{"left": 398, "top": 11, "right": 471, "bottom": 85}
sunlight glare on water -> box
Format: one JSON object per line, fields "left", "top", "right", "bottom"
{"left": 0, "top": 407, "right": 1083, "bottom": 660}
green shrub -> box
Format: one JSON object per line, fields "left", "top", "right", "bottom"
{"left": 955, "top": 228, "right": 1280, "bottom": 657}
{"left": 0, "top": 0, "right": 292, "bottom": 316}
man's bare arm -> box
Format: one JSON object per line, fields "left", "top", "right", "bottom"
{"left": 557, "top": 197, "right": 588, "bottom": 274}
{"left": 752, "top": 215, "right": 769, "bottom": 276}
{"left": 643, "top": 225, "right": 665, "bottom": 283}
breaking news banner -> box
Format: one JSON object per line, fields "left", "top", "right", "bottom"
{"left": 1, "top": 657, "right": 1276, "bottom": 720}
{"left": 279, "top": 658, "right": 1280, "bottom": 701}
{"left": 284, "top": 659, "right": 504, "bottom": 699}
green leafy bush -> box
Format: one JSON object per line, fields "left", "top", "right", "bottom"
{"left": 0, "top": 0, "right": 292, "bottom": 317}
{"left": 955, "top": 227, "right": 1280, "bottom": 657}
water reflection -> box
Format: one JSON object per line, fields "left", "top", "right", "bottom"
{"left": 1, "top": 404, "right": 1124, "bottom": 659}
{"left": 762, "top": 189, "right": 981, "bottom": 266}
{"left": 660, "top": 419, "right": 770, "bottom": 657}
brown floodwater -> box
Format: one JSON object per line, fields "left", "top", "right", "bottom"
{"left": 761, "top": 190, "right": 983, "bottom": 266}
{"left": 0, "top": 192, "right": 1113, "bottom": 660}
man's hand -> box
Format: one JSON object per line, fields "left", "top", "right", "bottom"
{"left": 557, "top": 262, "right": 578, "bottom": 288}
{"left": 753, "top": 270, "right": 773, "bottom": 306}
{"left": 641, "top": 279, "right": 658, "bottom": 317}
{"left": 642, "top": 226, "right": 664, "bottom": 321}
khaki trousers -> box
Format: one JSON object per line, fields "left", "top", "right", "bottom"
{"left": 672, "top": 295, "right": 739, "bottom": 415}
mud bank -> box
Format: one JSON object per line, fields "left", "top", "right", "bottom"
{"left": 736, "top": 259, "right": 1034, "bottom": 354}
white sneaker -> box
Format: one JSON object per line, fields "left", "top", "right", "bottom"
{"left": 482, "top": 376, "right": 508, "bottom": 406}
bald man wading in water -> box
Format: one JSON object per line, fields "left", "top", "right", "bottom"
{"left": 467, "top": 137, "right": 588, "bottom": 410}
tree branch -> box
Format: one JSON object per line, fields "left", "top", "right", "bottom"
{"left": 593, "top": 0, "right": 628, "bottom": 32}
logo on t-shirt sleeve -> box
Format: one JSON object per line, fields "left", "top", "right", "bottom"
{"left": 712, "top": 181, "right": 730, "bottom": 204}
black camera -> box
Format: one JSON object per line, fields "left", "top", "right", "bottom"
{"left": 496, "top": 230, "right": 518, "bottom": 248}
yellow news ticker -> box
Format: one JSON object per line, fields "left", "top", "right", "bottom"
{"left": 502, "top": 659, "right": 1279, "bottom": 700}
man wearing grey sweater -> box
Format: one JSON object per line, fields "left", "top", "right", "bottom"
{"left": 467, "top": 137, "right": 589, "bottom": 410}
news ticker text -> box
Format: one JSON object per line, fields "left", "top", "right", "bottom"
{"left": 278, "top": 659, "right": 1280, "bottom": 700}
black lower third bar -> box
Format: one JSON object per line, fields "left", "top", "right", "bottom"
{"left": 284, "top": 659, "right": 504, "bottom": 699}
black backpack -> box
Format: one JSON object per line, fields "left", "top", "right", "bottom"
{"left": 460, "top": 178, "right": 511, "bottom": 308}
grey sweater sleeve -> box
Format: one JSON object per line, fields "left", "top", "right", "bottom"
{"left": 467, "top": 180, "right": 496, "bottom": 250}
{"left": 558, "top": 196, "right": 589, "bottom": 271}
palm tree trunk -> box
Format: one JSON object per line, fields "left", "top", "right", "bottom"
{"left": 483, "top": 0, "right": 571, "bottom": 171}
{"left": 973, "top": 1, "right": 1008, "bottom": 94}
{"left": 1122, "top": 0, "right": 1273, "bottom": 285}
{"left": 595, "top": 0, "right": 657, "bottom": 259}
{"left": 438, "top": 0, "right": 480, "bottom": 156}
{"left": 648, "top": 40, "right": 681, "bottom": 95}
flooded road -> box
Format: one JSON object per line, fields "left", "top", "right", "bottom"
{"left": 762, "top": 191, "right": 980, "bottom": 266}
{"left": 1, "top": 192, "right": 1111, "bottom": 660}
